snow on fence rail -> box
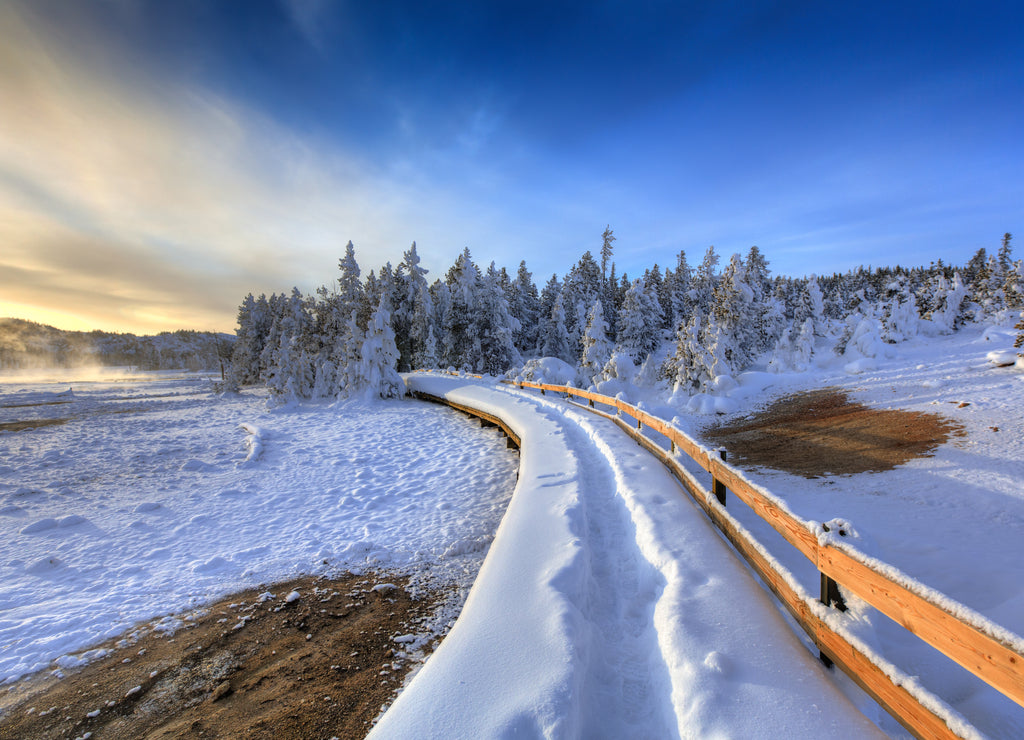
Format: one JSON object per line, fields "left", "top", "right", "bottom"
{"left": 412, "top": 373, "right": 1024, "bottom": 740}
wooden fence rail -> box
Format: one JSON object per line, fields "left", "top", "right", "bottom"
{"left": 483, "top": 378, "right": 1024, "bottom": 740}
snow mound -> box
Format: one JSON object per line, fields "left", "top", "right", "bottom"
{"left": 986, "top": 349, "right": 1018, "bottom": 367}
{"left": 515, "top": 357, "right": 578, "bottom": 385}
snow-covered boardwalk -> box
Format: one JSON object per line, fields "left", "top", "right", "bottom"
{"left": 373, "top": 375, "right": 883, "bottom": 739}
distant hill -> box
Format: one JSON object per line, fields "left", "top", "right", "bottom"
{"left": 0, "top": 318, "right": 234, "bottom": 373}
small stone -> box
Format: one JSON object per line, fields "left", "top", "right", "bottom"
{"left": 209, "top": 681, "right": 233, "bottom": 703}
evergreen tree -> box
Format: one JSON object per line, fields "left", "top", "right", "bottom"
{"left": 337, "top": 241, "right": 364, "bottom": 320}
{"left": 997, "top": 233, "right": 1014, "bottom": 282}
{"left": 509, "top": 261, "right": 541, "bottom": 354}
{"left": 691, "top": 246, "right": 720, "bottom": 314}
{"left": 394, "top": 242, "right": 433, "bottom": 371}
{"left": 421, "top": 325, "right": 439, "bottom": 369}
{"left": 229, "top": 293, "right": 272, "bottom": 386}
{"left": 708, "top": 253, "right": 757, "bottom": 372}
{"left": 1014, "top": 312, "right": 1024, "bottom": 355}
{"left": 600, "top": 225, "right": 615, "bottom": 283}
{"left": 443, "top": 248, "right": 481, "bottom": 370}
{"left": 880, "top": 277, "right": 920, "bottom": 343}
{"left": 541, "top": 293, "right": 574, "bottom": 364}
{"left": 563, "top": 251, "right": 603, "bottom": 355}
{"left": 538, "top": 274, "right": 562, "bottom": 354}
{"left": 359, "top": 297, "right": 403, "bottom": 399}
{"left": 579, "top": 299, "right": 612, "bottom": 386}
{"left": 666, "top": 314, "right": 713, "bottom": 392}
{"left": 616, "top": 276, "right": 664, "bottom": 363}
{"left": 336, "top": 310, "right": 366, "bottom": 397}
{"left": 476, "top": 262, "right": 522, "bottom": 374}
{"left": 1006, "top": 260, "right": 1024, "bottom": 310}
{"left": 665, "top": 250, "right": 692, "bottom": 331}
{"left": 925, "top": 272, "right": 970, "bottom": 333}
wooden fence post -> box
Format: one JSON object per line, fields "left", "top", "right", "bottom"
{"left": 712, "top": 448, "right": 727, "bottom": 505}
{"left": 818, "top": 523, "right": 849, "bottom": 668}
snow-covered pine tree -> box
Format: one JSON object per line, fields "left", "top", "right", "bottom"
{"left": 394, "top": 242, "right": 433, "bottom": 371}
{"left": 616, "top": 276, "right": 664, "bottom": 363}
{"left": 666, "top": 314, "right": 714, "bottom": 392}
{"left": 229, "top": 293, "right": 272, "bottom": 386}
{"left": 335, "top": 310, "right": 366, "bottom": 397}
{"left": 443, "top": 249, "right": 481, "bottom": 370}
{"left": 337, "top": 241, "right": 364, "bottom": 320}
{"left": 509, "top": 261, "right": 541, "bottom": 354}
{"left": 643, "top": 264, "right": 666, "bottom": 328}
{"left": 429, "top": 279, "right": 452, "bottom": 366}
{"left": 421, "top": 325, "right": 439, "bottom": 370}
{"left": 925, "top": 272, "right": 970, "bottom": 333}
{"left": 579, "top": 299, "right": 612, "bottom": 386}
{"left": 311, "top": 357, "right": 337, "bottom": 400}
{"left": 690, "top": 246, "right": 720, "bottom": 316}
{"left": 477, "top": 262, "right": 522, "bottom": 375}
{"left": 707, "top": 253, "right": 757, "bottom": 372}
{"left": 1014, "top": 312, "right": 1024, "bottom": 356}
{"left": 881, "top": 277, "right": 920, "bottom": 343}
{"left": 604, "top": 262, "right": 618, "bottom": 338}
{"left": 541, "top": 293, "right": 574, "bottom": 364}
{"left": 1007, "top": 260, "right": 1024, "bottom": 310}
{"left": 538, "top": 274, "right": 562, "bottom": 355}
{"left": 359, "top": 297, "right": 403, "bottom": 399}
{"left": 600, "top": 225, "right": 615, "bottom": 283}
{"left": 665, "top": 250, "right": 692, "bottom": 332}
{"left": 563, "top": 251, "right": 603, "bottom": 357}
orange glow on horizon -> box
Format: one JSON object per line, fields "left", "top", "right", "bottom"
{"left": 0, "top": 301, "right": 231, "bottom": 336}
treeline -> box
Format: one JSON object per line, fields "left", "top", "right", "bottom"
{"left": 0, "top": 318, "right": 233, "bottom": 373}
{"left": 228, "top": 232, "right": 1023, "bottom": 401}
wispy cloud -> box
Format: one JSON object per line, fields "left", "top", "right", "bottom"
{"left": 0, "top": 2, "right": 486, "bottom": 333}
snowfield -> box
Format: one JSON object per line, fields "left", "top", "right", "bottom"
{"left": 2, "top": 316, "right": 1023, "bottom": 739}
{"left": 0, "top": 372, "right": 517, "bottom": 686}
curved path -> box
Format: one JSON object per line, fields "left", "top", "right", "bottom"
{"left": 371, "top": 375, "right": 885, "bottom": 739}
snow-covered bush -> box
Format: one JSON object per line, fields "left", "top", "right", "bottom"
{"left": 517, "top": 357, "right": 578, "bottom": 386}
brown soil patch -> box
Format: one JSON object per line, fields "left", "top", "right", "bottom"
{"left": 0, "top": 418, "right": 68, "bottom": 432}
{"left": 702, "top": 388, "right": 964, "bottom": 478}
{"left": 0, "top": 572, "right": 443, "bottom": 740}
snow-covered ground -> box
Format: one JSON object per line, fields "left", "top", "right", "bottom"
{"left": 2, "top": 316, "right": 1022, "bottom": 739}
{"left": 674, "top": 321, "right": 1024, "bottom": 739}
{"left": 0, "top": 371, "right": 518, "bottom": 686}
{"left": 376, "top": 376, "right": 884, "bottom": 739}
{"left": 380, "top": 320, "right": 1022, "bottom": 739}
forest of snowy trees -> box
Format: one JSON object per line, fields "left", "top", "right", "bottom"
{"left": 227, "top": 231, "right": 1024, "bottom": 403}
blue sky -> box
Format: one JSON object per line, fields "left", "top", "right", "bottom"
{"left": 1, "top": 0, "right": 1021, "bottom": 333}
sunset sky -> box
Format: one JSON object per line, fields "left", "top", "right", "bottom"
{"left": 2, "top": 0, "right": 1021, "bottom": 334}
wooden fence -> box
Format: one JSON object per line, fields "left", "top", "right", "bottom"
{"left": 410, "top": 374, "right": 1024, "bottom": 740}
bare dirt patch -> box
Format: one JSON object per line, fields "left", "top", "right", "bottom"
{"left": 0, "top": 418, "right": 68, "bottom": 432}
{"left": 0, "top": 572, "right": 444, "bottom": 740}
{"left": 701, "top": 388, "right": 964, "bottom": 478}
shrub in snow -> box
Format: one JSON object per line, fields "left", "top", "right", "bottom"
{"left": 685, "top": 393, "right": 739, "bottom": 415}
{"left": 880, "top": 279, "right": 920, "bottom": 344}
{"left": 922, "top": 273, "right": 970, "bottom": 335}
{"left": 767, "top": 319, "right": 815, "bottom": 373}
{"left": 517, "top": 357, "right": 578, "bottom": 386}
{"left": 599, "top": 351, "right": 636, "bottom": 385}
